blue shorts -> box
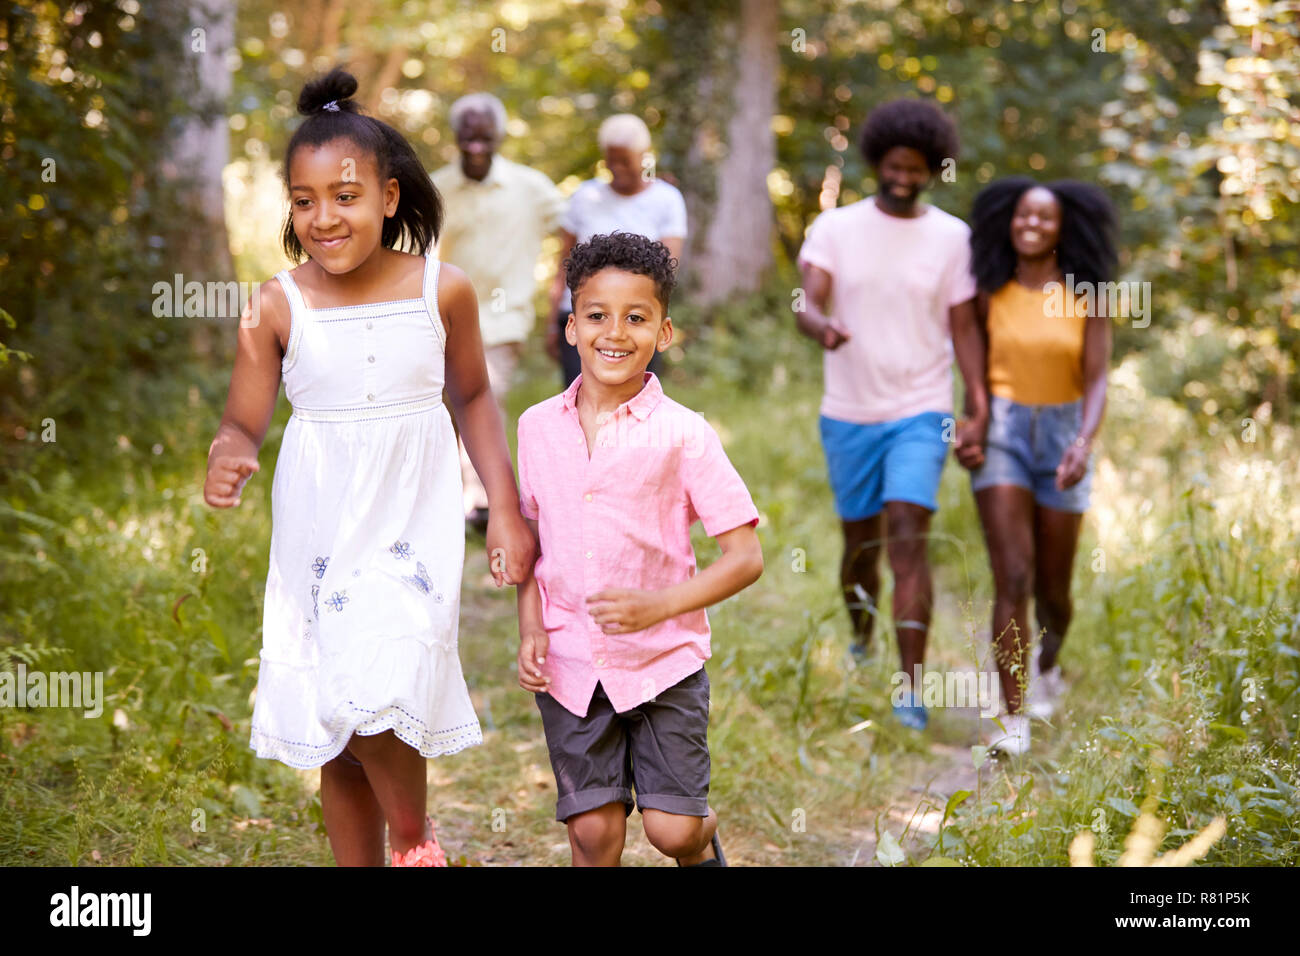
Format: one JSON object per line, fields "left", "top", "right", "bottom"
{"left": 819, "top": 411, "right": 949, "bottom": 521}
{"left": 969, "top": 395, "right": 1092, "bottom": 513}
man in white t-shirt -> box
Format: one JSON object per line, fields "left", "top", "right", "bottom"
{"left": 795, "top": 99, "right": 989, "bottom": 730}
{"left": 546, "top": 113, "right": 688, "bottom": 387}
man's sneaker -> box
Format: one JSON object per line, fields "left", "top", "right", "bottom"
{"left": 892, "top": 691, "right": 929, "bottom": 731}
{"left": 985, "top": 712, "right": 1031, "bottom": 756}
{"left": 1025, "top": 664, "right": 1066, "bottom": 720}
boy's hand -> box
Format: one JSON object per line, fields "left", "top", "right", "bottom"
{"left": 205, "top": 456, "right": 259, "bottom": 508}
{"left": 487, "top": 510, "right": 537, "bottom": 587}
{"left": 586, "top": 588, "right": 665, "bottom": 635}
{"left": 518, "top": 629, "right": 550, "bottom": 692}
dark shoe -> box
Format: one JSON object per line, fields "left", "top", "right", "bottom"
{"left": 679, "top": 831, "right": 726, "bottom": 867}
{"left": 465, "top": 508, "right": 489, "bottom": 535}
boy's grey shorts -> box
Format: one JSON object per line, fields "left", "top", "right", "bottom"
{"left": 534, "top": 667, "right": 711, "bottom": 822}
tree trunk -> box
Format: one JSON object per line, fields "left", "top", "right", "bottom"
{"left": 165, "top": 0, "right": 236, "bottom": 362}
{"left": 691, "top": 0, "right": 777, "bottom": 306}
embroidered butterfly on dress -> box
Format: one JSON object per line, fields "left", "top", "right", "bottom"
{"left": 312, "top": 556, "right": 330, "bottom": 579}
{"left": 401, "top": 561, "right": 433, "bottom": 594}
{"left": 390, "top": 540, "right": 413, "bottom": 560}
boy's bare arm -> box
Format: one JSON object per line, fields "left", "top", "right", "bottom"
{"left": 517, "top": 517, "right": 550, "bottom": 691}
{"left": 586, "top": 524, "right": 764, "bottom": 635}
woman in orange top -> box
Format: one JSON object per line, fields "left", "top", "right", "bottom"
{"left": 964, "top": 178, "right": 1117, "bottom": 754}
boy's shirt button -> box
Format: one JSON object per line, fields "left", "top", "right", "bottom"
{"left": 595, "top": 658, "right": 605, "bottom": 667}
{"left": 584, "top": 493, "right": 592, "bottom": 501}
{"left": 585, "top": 550, "right": 593, "bottom": 559}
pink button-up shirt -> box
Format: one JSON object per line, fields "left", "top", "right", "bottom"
{"left": 517, "top": 372, "right": 759, "bottom": 717}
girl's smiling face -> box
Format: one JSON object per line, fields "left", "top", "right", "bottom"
{"left": 288, "top": 138, "right": 399, "bottom": 273}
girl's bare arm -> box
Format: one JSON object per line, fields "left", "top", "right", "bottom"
{"left": 205, "top": 281, "right": 289, "bottom": 507}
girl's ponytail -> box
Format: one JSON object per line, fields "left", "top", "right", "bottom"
{"left": 281, "top": 67, "right": 442, "bottom": 261}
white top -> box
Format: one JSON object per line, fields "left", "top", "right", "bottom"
{"left": 249, "top": 254, "right": 482, "bottom": 769}
{"left": 559, "top": 178, "right": 688, "bottom": 310}
{"left": 798, "top": 198, "right": 976, "bottom": 424}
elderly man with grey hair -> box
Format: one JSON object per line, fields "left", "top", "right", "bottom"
{"left": 547, "top": 113, "right": 688, "bottom": 387}
{"left": 431, "top": 92, "right": 566, "bottom": 533}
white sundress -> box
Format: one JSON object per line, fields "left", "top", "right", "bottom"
{"left": 249, "top": 254, "right": 482, "bottom": 770}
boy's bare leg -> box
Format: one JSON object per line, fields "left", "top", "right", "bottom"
{"left": 642, "top": 806, "right": 718, "bottom": 864}
{"left": 566, "top": 802, "right": 628, "bottom": 866}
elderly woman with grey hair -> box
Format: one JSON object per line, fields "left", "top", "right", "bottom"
{"left": 547, "top": 113, "right": 688, "bottom": 386}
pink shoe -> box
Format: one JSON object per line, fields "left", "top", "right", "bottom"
{"left": 391, "top": 815, "right": 448, "bottom": 867}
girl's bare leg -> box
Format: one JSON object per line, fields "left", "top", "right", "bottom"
{"left": 320, "top": 746, "right": 386, "bottom": 866}
{"left": 344, "top": 729, "right": 431, "bottom": 856}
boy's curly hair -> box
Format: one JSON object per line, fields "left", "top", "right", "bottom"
{"left": 564, "top": 231, "right": 678, "bottom": 313}
{"left": 858, "top": 98, "right": 959, "bottom": 174}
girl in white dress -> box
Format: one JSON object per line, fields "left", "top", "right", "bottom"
{"left": 204, "top": 68, "right": 535, "bottom": 867}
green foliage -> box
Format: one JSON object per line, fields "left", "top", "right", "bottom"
{"left": 0, "top": 1, "right": 203, "bottom": 473}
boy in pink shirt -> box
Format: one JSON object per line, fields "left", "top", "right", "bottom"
{"left": 516, "top": 232, "right": 763, "bottom": 866}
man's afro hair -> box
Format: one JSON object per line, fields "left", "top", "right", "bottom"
{"left": 858, "top": 98, "right": 959, "bottom": 174}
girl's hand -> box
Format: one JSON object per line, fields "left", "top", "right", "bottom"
{"left": 586, "top": 588, "right": 664, "bottom": 635}
{"left": 1056, "top": 439, "right": 1090, "bottom": 490}
{"left": 486, "top": 509, "right": 536, "bottom": 587}
{"left": 517, "top": 629, "right": 550, "bottom": 692}
{"left": 205, "top": 456, "right": 259, "bottom": 508}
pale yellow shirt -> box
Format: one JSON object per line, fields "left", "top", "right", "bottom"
{"left": 430, "top": 155, "right": 566, "bottom": 347}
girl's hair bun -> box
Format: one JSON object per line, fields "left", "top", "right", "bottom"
{"left": 298, "top": 67, "right": 359, "bottom": 116}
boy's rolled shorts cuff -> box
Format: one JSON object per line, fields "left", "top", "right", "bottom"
{"left": 536, "top": 668, "right": 712, "bottom": 823}
{"left": 556, "top": 786, "right": 634, "bottom": 823}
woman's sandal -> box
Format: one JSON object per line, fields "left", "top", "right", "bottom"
{"left": 391, "top": 815, "right": 448, "bottom": 867}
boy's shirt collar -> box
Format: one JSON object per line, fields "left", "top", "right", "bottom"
{"left": 561, "top": 371, "right": 663, "bottom": 422}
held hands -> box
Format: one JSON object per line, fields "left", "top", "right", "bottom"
{"left": 486, "top": 509, "right": 537, "bottom": 588}
{"left": 517, "top": 629, "right": 550, "bottom": 692}
{"left": 953, "top": 415, "right": 988, "bottom": 471}
{"left": 1056, "top": 437, "right": 1090, "bottom": 490}
{"left": 204, "top": 456, "right": 259, "bottom": 508}
{"left": 586, "top": 588, "right": 664, "bottom": 635}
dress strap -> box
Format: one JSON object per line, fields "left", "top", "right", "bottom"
{"left": 421, "top": 253, "right": 447, "bottom": 352}
{"left": 274, "top": 270, "right": 307, "bottom": 374}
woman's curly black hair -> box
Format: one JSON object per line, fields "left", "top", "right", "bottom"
{"left": 564, "top": 231, "right": 678, "bottom": 312}
{"left": 969, "top": 177, "right": 1118, "bottom": 293}
{"left": 280, "top": 67, "right": 442, "bottom": 261}
{"left": 858, "top": 98, "right": 959, "bottom": 173}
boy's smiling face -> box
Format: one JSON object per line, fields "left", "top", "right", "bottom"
{"left": 566, "top": 267, "right": 672, "bottom": 387}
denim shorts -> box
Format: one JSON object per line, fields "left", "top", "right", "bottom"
{"left": 969, "top": 394, "right": 1092, "bottom": 513}
{"left": 819, "top": 411, "right": 949, "bottom": 520}
{"left": 534, "top": 668, "right": 710, "bottom": 822}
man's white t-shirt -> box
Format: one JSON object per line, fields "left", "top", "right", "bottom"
{"left": 798, "top": 198, "right": 976, "bottom": 424}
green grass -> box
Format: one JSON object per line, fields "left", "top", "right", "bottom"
{"left": 2, "top": 297, "right": 1296, "bottom": 866}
